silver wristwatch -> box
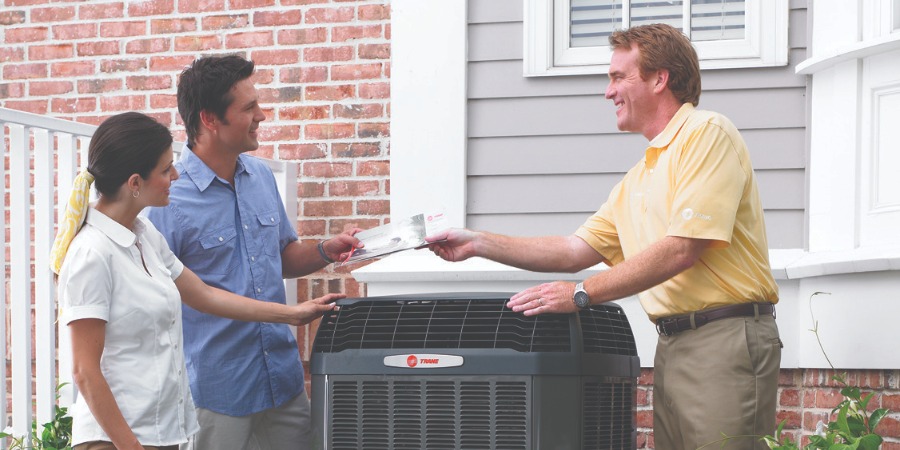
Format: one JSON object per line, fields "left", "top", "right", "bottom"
{"left": 573, "top": 282, "right": 591, "bottom": 310}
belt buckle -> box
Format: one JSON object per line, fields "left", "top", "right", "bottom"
{"left": 656, "top": 319, "right": 675, "bottom": 336}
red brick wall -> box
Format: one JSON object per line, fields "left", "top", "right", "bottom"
{"left": 1, "top": 0, "right": 391, "bottom": 359}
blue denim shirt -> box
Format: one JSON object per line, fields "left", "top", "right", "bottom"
{"left": 147, "top": 148, "right": 302, "bottom": 416}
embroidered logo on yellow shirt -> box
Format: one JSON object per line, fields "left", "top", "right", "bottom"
{"left": 682, "top": 208, "right": 712, "bottom": 221}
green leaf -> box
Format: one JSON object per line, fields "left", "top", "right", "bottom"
{"left": 858, "top": 392, "right": 874, "bottom": 410}
{"left": 846, "top": 415, "right": 866, "bottom": 435}
{"left": 857, "top": 434, "right": 882, "bottom": 450}
{"left": 832, "top": 399, "right": 850, "bottom": 416}
{"left": 835, "top": 403, "right": 852, "bottom": 435}
{"left": 869, "top": 408, "right": 888, "bottom": 431}
{"left": 808, "top": 435, "right": 825, "bottom": 444}
{"left": 775, "top": 419, "right": 787, "bottom": 438}
{"left": 841, "top": 387, "right": 861, "bottom": 400}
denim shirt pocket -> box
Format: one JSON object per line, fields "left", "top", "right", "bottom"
{"left": 195, "top": 226, "right": 239, "bottom": 274}
{"left": 256, "top": 210, "right": 282, "bottom": 256}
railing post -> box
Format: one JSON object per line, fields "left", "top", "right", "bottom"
{"left": 9, "top": 124, "right": 33, "bottom": 447}
{"left": 56, "top": 133, "right": 80, "bottom": 407}
{"left": 271, "top": 159, "right": 299, "bottom": 306}
{"left": 1, "top": 123, "right": 9, "bottom": 450}
{"left": 34, "top": 128, "right": 57, "bottom": 426}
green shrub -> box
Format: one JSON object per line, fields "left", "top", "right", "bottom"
{"left": 0, "top": 382, "right": 72, "bottom": 450}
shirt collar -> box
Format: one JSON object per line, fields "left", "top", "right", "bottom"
{"left": 648, "top": 103, "right": 694, "bottom": 149}
{"left": 181, "top": 144, "right": 251, "bottom": 192}
{"left": 644, "top": 103, "right": 695, "bottom": 167}
{"left": 85, "top": 207, "right": 143, "bottom": 248}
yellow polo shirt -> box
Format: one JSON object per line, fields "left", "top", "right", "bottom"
{"left": 575, "top": 103, "right": 778, "bottom": 321}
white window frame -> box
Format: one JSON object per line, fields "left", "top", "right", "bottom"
{"left": 892, "top": 0, "right": 900, "bottom": 32}
{"left": 524, "top": 0, "right": 789, "bottom": 77}
{"left": 862, "top": 0, "right": 899, "bottom": 39}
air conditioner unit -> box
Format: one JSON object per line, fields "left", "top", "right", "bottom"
{"left": 310, "top": 293, "right": 640, "bottom": 450}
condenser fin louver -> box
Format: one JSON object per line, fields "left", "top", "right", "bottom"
{"left": 329, "top": 377, "right": 529, "bottom": 450}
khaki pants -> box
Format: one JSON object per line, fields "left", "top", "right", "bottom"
{"left": 181, "top": 392, "right": 312, "bottom": 450}
{"left": 653, "top": 315, "right": 781, "bottom": 450}
{"left": 74, "top": 443, "right": 178, "bottom": 450}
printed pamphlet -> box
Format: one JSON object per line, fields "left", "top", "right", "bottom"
{"left": 339, "top": 211, "right": 449, "bottom": 266}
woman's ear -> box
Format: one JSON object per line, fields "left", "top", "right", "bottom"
{"left": 126, "top": 173, "right": 142, "bottom": 195}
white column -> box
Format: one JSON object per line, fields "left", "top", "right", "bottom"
{"left": 806, "top": 60, "right": 861, "bottom": 251}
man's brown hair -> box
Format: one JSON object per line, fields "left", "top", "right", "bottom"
{"left": 609, "top": 23, "right": 701, "bottom": 106}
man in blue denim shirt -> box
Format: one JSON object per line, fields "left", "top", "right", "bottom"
{"left": 147, "top": 55, "right": 361, "bottom": 450}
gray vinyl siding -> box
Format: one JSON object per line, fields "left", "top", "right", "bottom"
{"left": 466, "top": 0, "right": 808, "bottom": 249}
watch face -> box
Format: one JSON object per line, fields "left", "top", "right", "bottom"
{"left": 574, "top": 291, "right": 591, "bottom": 309}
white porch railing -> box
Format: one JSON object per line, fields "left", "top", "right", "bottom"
{"left": 1, "top": 107, "right": 95, "bottom": 448}
{"left": 0, "top": 107, "right": 298, "bottom": 448}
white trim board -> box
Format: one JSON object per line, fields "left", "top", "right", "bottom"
{"left": 389, "top": 0, "right": 467, "bottom": 227}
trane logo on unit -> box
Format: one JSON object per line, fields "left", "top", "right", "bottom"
{"left": 383, "top": 354, "right": 464, "bottom": 369}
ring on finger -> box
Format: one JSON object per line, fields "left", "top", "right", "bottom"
{"left": 538, "top": 298, "right": 544, "bottom": 307}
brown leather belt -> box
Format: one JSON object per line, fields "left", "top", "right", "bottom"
{"left": 655, "top": 302, "right": 775, "bottom": 336}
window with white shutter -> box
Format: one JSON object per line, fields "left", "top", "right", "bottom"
{"left": 525, "top": 0, "right": 788, "bottom": 77}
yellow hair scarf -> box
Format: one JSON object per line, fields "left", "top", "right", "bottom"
{"left": 49, "top": 170, "right": 94, "bottom": 275}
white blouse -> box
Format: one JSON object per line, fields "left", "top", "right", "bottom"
{"left": 59, "top": 208, "right": 199, "bottom": 447}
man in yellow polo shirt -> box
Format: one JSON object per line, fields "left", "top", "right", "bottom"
{"left": 426, "top": 23, "right": 780, "bottom": 450}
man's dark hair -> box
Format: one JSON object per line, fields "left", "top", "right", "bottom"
{"left": 88, "top": 112, "right": 173, "bottom": 198}
{"left": 609, "top": 23, "right": 701, "bottom": 106}
{"left": 177, "top": 54, "right": 255, "bottom": 147}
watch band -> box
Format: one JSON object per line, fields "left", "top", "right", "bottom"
{"left": 317, "top": 240, "right": 335, "bottom": 264}
{"left": 573, "top": 282, "right": 591, "bottom": 310}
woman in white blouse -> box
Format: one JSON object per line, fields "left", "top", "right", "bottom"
{"left": 51, "top": 112, "right": 342, "bottom": 450}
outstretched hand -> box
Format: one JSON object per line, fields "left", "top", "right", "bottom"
{"left": 323, "top": 228, "right": 364, "bottom": 262}
{"left": 506, "top": 282, "right": 579, "bottom": 316}
{"left": 289, "top": 293, "right": 344, "bottom": 326}
{"left": 424, "top": 228, "right": 479, "bottom": 262}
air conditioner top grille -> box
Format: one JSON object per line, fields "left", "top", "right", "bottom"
{"left": 313, "top": 294, "right": 638, "bottom": 356}
{"left": 314, "top": 295, "right": 571, "bottom": 353}
{"left": 578, "top": 304, "right": 638, "bottom": 356}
